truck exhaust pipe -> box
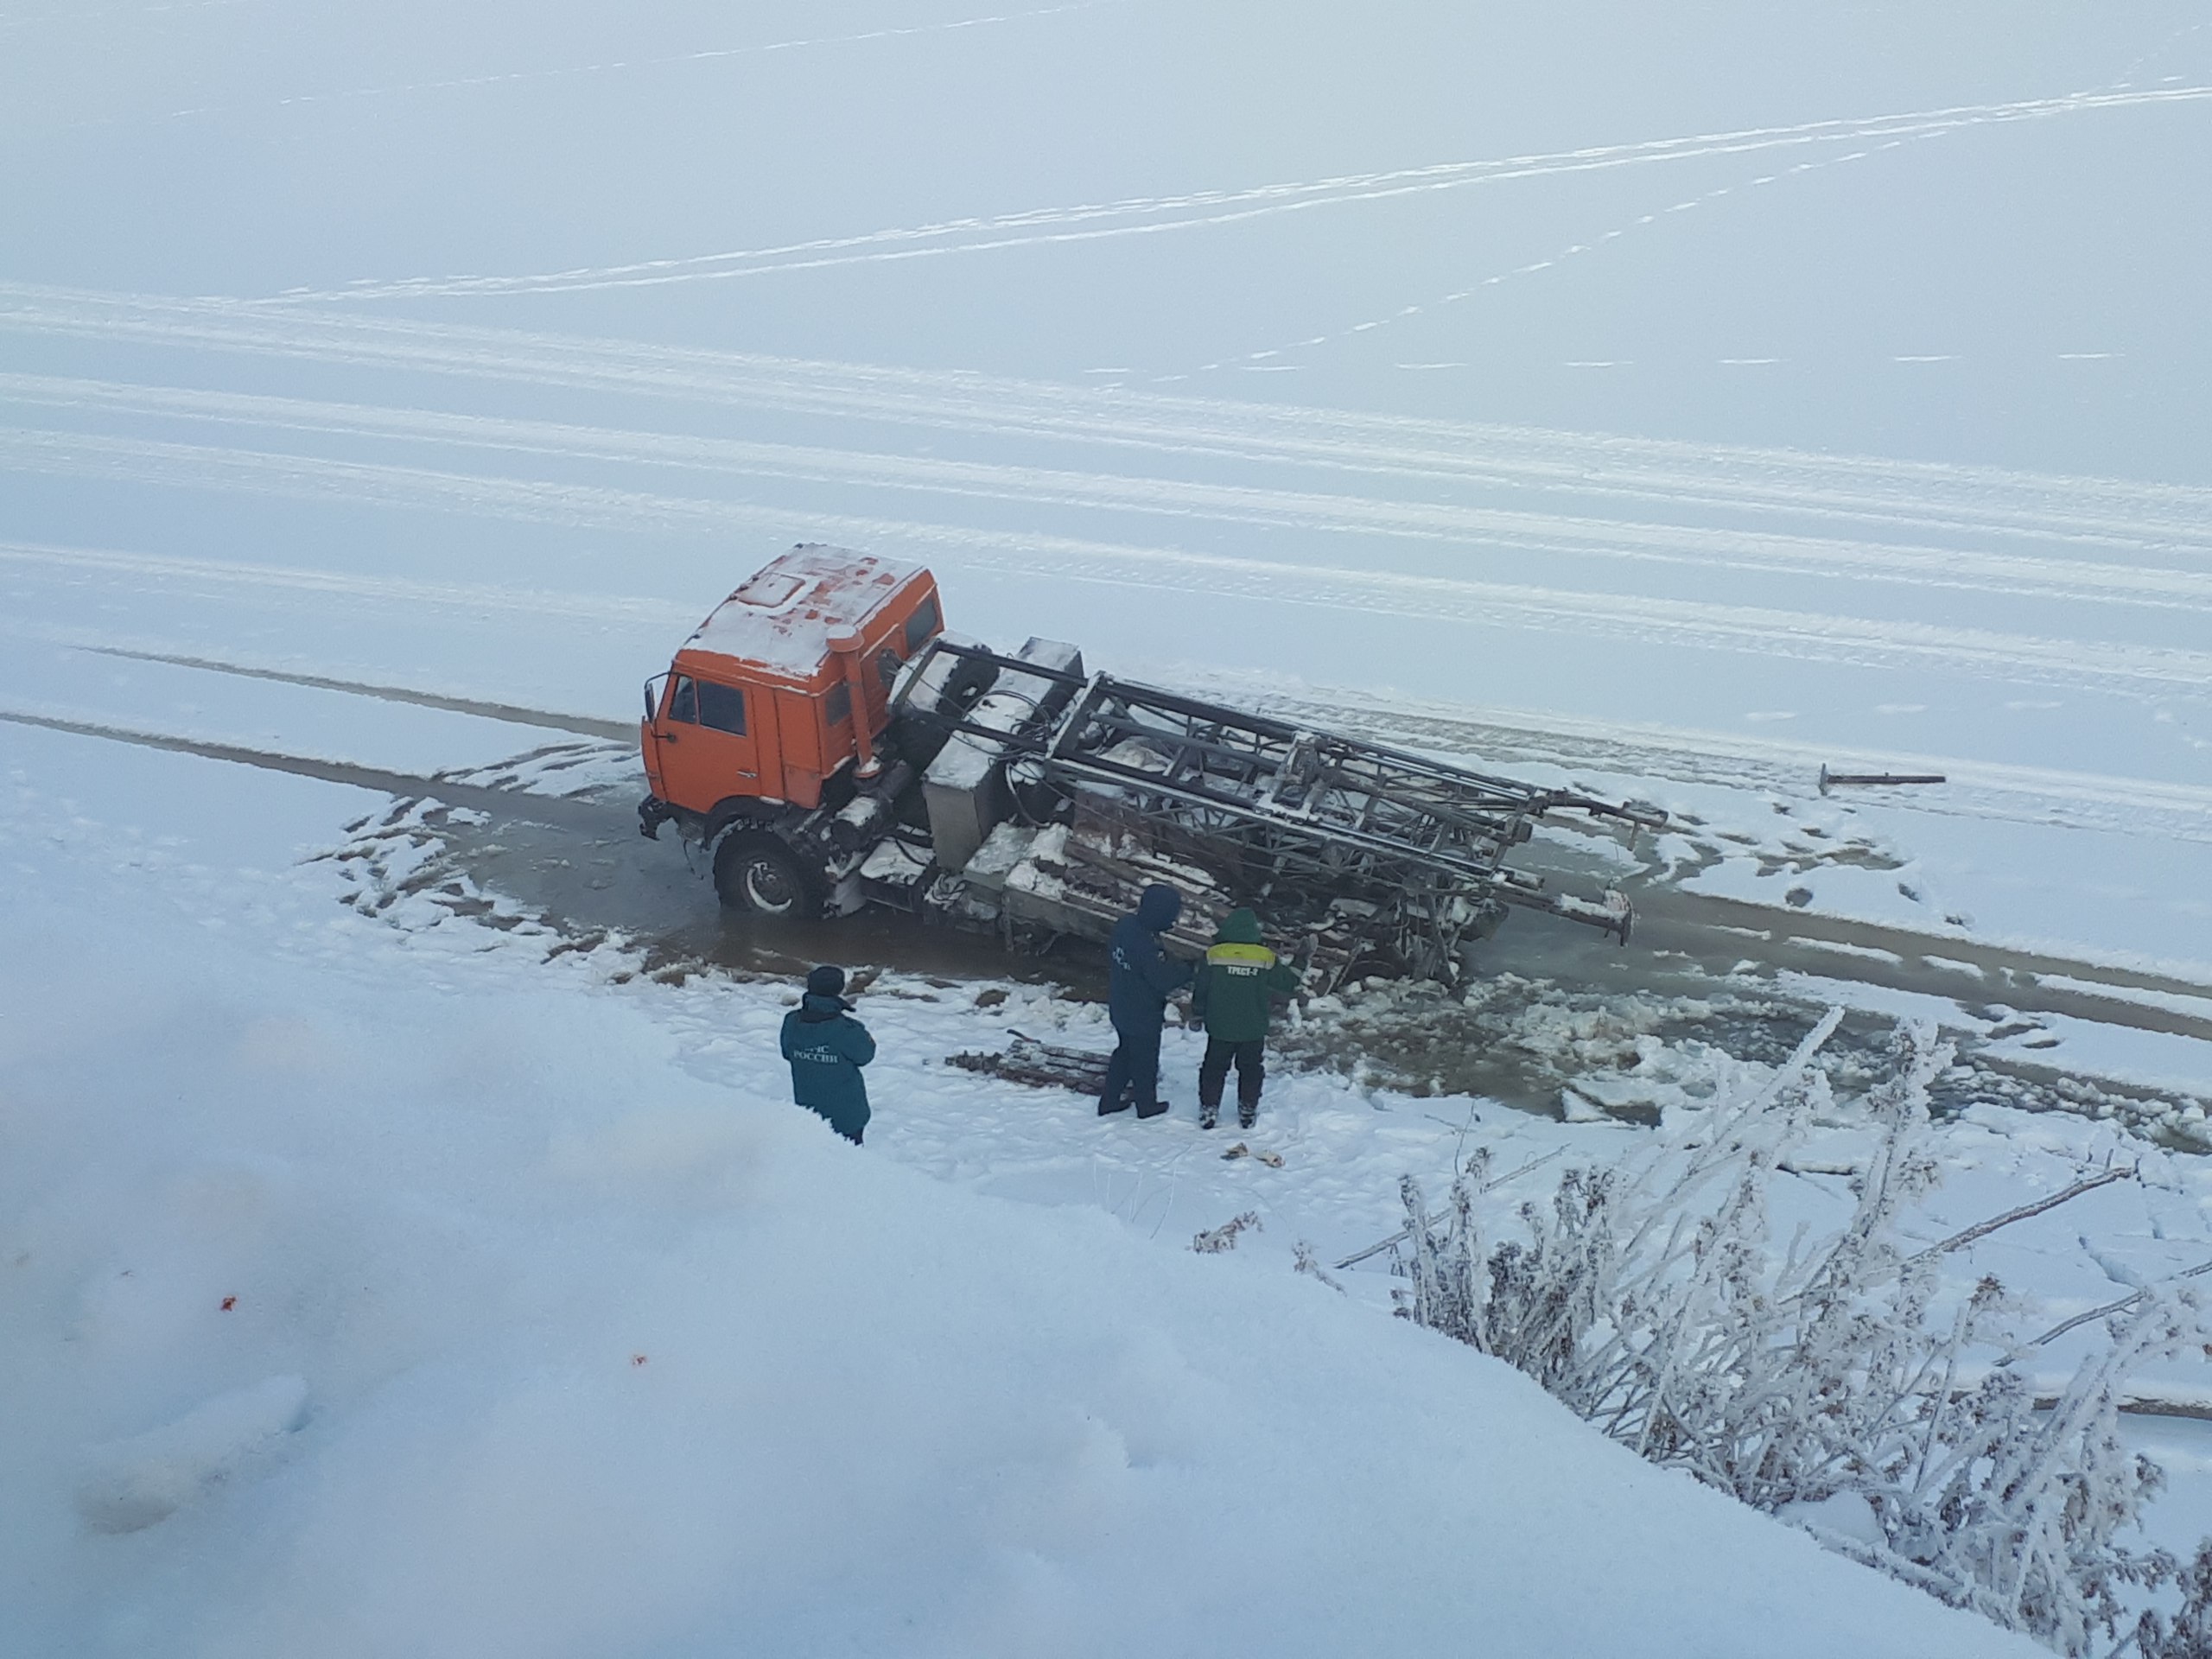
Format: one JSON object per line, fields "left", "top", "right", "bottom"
{"left": 830, "top": 627, "right": 879, "bottom": 778}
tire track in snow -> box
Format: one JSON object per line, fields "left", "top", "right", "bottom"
{"left": 1198, "top": 127, "right": 1945, "bottom": 377}
{"left": 49, "top": 2, "right": 1123, "bottom": 129}
{"left": 0, "top": 0, "right": 255, "bottom": 28}
{"left": 10, "top": 538, "right": 2212, "bottom": 848}
{"left": 10, "top": 696, "right": 2211, "bottom": 1043}
{"left": 17, "top": 546, "right": 2212, "bottom": 862}
{"left": 5, "top": 372, "right": 2209, "bottom": 614}
{"left": 1261, "top": 682, "right": 2212, "bottom": 845}
{"left": 1196, "top": 47, "right": 2212, "bottom": 377}
{"left": 969, "top": 539, "right": 2212, "bottom": 695}
{"left": 3, "top": 438, "right": 2209, "bottom": 696}
{"left": 264, "top": 85, "right": 2212, "bottom": 301}
{"left": 6, "top": 285, "right": 2207, "bottom": 557}
{"left": 0, "top": 708, "right": 615, "bottom": 830}
{"left": 0, "top": 537, "right": 693, "bottom": 628}
{"left": 74, "top": 645, "right": 635, "bottom": 740}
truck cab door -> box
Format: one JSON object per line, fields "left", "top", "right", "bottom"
{"left": 659, "top": 672, "right": 764, "bottom": 807}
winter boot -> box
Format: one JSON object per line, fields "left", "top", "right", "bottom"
{"left": 1135, "top": 1098, "right": 1169, "bottom": 1120}
{"left": 1198, "top": 1101, "right": 1218, "bottom": 1130}
{"left": 1237, "top": 1102, "right": 1257, "bottom": 1130}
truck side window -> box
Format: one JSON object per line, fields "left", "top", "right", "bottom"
{"left": 904, "top": 594, "right": 941, "bottom": 655}
{"left": 697, "top": 680, "right": 747, "bottom": 735}
{"left": 668, "top": 675, "right": 698, "bottom": 723}
{"left": 823, "top": 681, "right": 852, "bottom": 728}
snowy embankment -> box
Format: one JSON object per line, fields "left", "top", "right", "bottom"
{"left": 0, "top": 728, "right": 2037, "bottom": 1656}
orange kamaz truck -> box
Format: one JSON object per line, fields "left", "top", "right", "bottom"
{"left": 639, "top": 544, "right": 1660, "bottom": 986}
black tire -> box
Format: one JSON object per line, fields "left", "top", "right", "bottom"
{"left": 713, "top": 830, "right": 823, "bottom": 918}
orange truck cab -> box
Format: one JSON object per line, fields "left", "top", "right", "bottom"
{"left": 637, "top": 545, "right": 944, "bottom": 911}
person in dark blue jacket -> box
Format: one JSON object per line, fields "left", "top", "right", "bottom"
{"left": 780, "top": 964, "right": 875, "bottom": 1143}
{"left": 1097, "top": 884, "right": 1192, "bottom": 1120}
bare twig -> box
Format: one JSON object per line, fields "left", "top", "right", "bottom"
{"left": 1192, "top": 1211, "right": 1262, "bottom": 1255}
{"left": 1294, "top": 1241, "right": 1347, "bottom": 1294}
{"left": 1333, "top": 1147, "right": 1567, "bottom": 1270}
{"left": 1907, "top": 1166, "right": 2135, "bottom": 1266}
{"left": 2029, "top": 1259, "right": 2212, "bottom": 1348}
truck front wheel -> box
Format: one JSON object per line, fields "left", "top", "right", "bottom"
{"left": 713, "top": 830, "right": 823, "bottom": 918}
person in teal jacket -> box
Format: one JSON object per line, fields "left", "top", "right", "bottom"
{"left": 780, "top": 964, "right": 875, "bottom": 1143}
{"left": 1189, "top": 907, "right": 1301, "bottom": 1130}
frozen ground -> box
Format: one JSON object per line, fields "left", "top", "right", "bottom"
{"left": 3, "top": 1, "right": 2209, "bottom": 1651}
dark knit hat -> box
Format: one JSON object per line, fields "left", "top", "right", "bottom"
{"left": 805, "top": 964, "right": 847, "bottom": 999}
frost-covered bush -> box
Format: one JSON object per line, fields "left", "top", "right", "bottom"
{"left": 2132, "top": 1541, "right": 2212, "bottom": 1658}
{"left": 1393, "top": 1012, "right": 2208, "bottom": 1656}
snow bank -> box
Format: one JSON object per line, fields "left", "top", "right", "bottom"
{"left": 0, "top": 744, "right": 2035, "bottom": 1656}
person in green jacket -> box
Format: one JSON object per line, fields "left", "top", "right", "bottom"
{"left": 1189, "top": 907, "right": 1301, "bottom": 1130}
{"left": 780, "top": 964, "right": 875, "bottom": 1144}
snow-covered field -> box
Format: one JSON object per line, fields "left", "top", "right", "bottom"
{"left": 3, "top": 2, "right": 2209, "bottom": 1651}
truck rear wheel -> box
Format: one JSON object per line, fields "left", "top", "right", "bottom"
{"left": 714, "top": 830, "right": 823, "bottom": 918}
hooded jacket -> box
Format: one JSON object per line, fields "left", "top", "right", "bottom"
{"left": 779, "top": 991, "right": 875, "bottom": 1135}
{"left": 1190, "top": 907, "right": 1301, "bottom": 1044}
{"left": 1106, "top": 883, "right": 1193, "bottom": 1032}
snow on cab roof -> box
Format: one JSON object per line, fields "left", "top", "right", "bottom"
{"left": 682, "top": 544, "right": 927, "bottom": 679}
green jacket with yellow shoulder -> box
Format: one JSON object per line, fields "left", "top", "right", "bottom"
{"left": 1190, "top": 908, "right": 1300, "bottom": 1043}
